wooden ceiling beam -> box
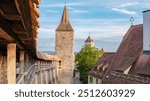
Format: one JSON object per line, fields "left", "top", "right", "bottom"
{"left": 0, "top": 9, "right": 22, "bottom": 21}
{"left": 0, "top": 0, "right": 37, "bottom": 57}
{"left": 18, "top": 0, "right": 33, "bottom": 38}
{"left": 32, "top": 3, "right": 40, "bottom": 17}
{"left": 32, "top": 19, "right": 40, "bottom": 28}
{"left": 0, "top": 15, "right": 28, "bottom": 51}
{"left": 12, "top": 21, "right": 25, "bottom": 31}
{"left": 0, "top": 0, "right": 10, "bottom": 3}
{"left": 13, "top": 28, "right": 27, "bottom": 35}
{"left": 0, "top": 28, "right": 14, "bottom": 41}
{"left": 32, "top": 0, "right": 41, "bottom": 5}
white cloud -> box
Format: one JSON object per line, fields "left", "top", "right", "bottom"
{"left": 39, "top": 17, "right": 132, "bottom": 40}
{"left": 71, "top": 10, "right": 90, "bottom": 14}
{"left": 118, "top": 2, "right": 140, "bottom": 8}
{"left": 67, "top": 7, "right": 76, "bottom": 10}
{"left": 72, "top": 18, "right": 129, "bottom": 24}
{"left": 74, "top": 25, "right": 128, "bottom": 39}
{"left": 41, "top": 3, "right": 63, "bottom": 7}
{"left": 110, "top": 2, "right": 139, "bottom": 15}
{"left": 112, "top": 8, "right": 136, "bottom": 15}
{"left": 40, "top": 18, "right": 57, "bottom": 22}
{"left": 41, "top": 2, "right": 85, "bottom": 8}
{"left": 139, "top": 2, "right": 150, "bottom": 8}
{"left": 38, "top": 27, "right": 55, "bottom": 38}
{"left": 46, "top": 10, "right": 58, "bottom": 13}
{"left": 67, "top": 2, "right": 85, "bottom": 6}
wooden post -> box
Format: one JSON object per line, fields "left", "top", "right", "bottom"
{"left": 37, "top": 72, "right": 41, "bottom": 84}
{"left": 50, "top": 69, "right": 53, "bottom": 84}
{"left": 53, "top": 68, "right": 56, "bottom": 84}
{"left": 47, "top": 70, "right": 50, "bottom": 84}
{"left": 45, "top": 70, "right": 48, "bottom": 84}
{"left": 40, "top": 61, "right": 43, "bottom": 84}
{"left": 20, "top": 50, "right": 25, "bottom": 74}
{"left": 45, "top": 62, "right": 48, "bottom": 84}
{"left": 7, "top": 43, "right": 16, "bottom": 84}
{"left": 51, "top": 69, "right": 54, "bottom": 84}
{"left": 40, "top": 71, "right": 43, "bottom": 84}
{"left": 24, "top": 53, "right": 29, "bottom": 71}
{"left": 46, "top": 69, "right": 49, "bottom": 84}
{"left": 35, "top": 72, "right": 38, "bottom": 84}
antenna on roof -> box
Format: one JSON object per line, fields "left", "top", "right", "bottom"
{"left": 129, "top": 17, "right": 134, "bottom": 26}
{"left": 65, "top": 1, "right": 66, "bottom": 6}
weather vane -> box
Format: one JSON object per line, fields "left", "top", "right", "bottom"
{"left": 129, "top": 17, "right": 134, "bottom": 26}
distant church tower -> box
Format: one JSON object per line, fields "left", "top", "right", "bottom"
{"left": 84, "top": 35, "right": 94, "bottom": 47}
{"left": 55, "top": 6, "right": 74, "bottom": 84}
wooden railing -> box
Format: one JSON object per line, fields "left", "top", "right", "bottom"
{"left": 17, "top": 64, "right": 57, "bottom": 84}
{"left": 17, "top": 64, "right": 37, "bottom": 84}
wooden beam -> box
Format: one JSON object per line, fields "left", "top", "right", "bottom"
{"left": 0, "top": 41, "right": 8, "bottom": 45}
{"left": 20, "top": 50, "right": 25, "bottom": 74}
{"left": 0, "top": 15, "right": 25, "bottom": 48}
{"left": 13, "top": 28, "right": 27, "bottom": 35}
{"left": 33, "top": 3, "right": 40, "bottom": 17}
{"left": 14, "top": 0, "right": 29, "bottom": 39}
{"left": 21, "top": 39, "right": 30, "bottom": 41}
{"left": 30, "top": 3, "right": 40, "bottom": 18}
{"left": 0, "top": 15, "right": 36, "bottom": 57}
{"left": 0, "top": 0, "right": 10, "bottom": 3}
{"left": 18, "top": 34, "right": 28, "bottom": 39}
{"left": 16, "top": 42, "right": 24, "bottom": 50}
{"left": 12, "top": 22, "right": 26, "bottom": 32}
{"left": 32, "top": 0, "right": 41, "bottom": 5}
{"left": 32, "top": 19, "right": 40, "bottom": 28}
{"left": 0, "top": 28, "right": 14, "bottom": 41}
{"left": 7, "top": 43, "right": 16, "bottom": 84}
{"left": 0, "top": 9, "right": 22, "bottom": 21}
{"left": 14, "top": 0, "right": 21, "bottom": 14}
{"left": 18, "top": 0, "right": 34, "bottom": 46}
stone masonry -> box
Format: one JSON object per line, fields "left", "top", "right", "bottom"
{"left": 55, "top": 6, "right": 74, "bottom": 84}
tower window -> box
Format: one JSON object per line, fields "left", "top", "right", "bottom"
{"left": 59, "top": 61, "right": 61, "bottom": 66}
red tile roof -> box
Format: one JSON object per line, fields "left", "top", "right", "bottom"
{"left": 89, "top": 52, "right": 115, "bottom": 79}
{"left": 110, "top": 24, "right": 143, "bottom": 72}
{"left": 103, "top": 24, "right": 150, "bottom": 84}
{"left": 36, "top": 51, "right": 61, "bottom": 61}
{"left": 131, "top": 54, "right": 150, "bottom": 76}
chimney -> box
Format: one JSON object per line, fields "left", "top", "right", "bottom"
{"left": 143, "top": 10, "right": 150, "bottom": 54}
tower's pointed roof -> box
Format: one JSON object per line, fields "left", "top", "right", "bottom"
{"left": 56, "top": 5, "right": 73, "bottom": 31}
{"left": 85, "top": 35, "right": 94, "bottom": 42}
{"left": 61, "top": 5, "right": 69, "bottom": 24}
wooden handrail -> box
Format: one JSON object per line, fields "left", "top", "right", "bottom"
{"left": 17, "top": 64, "right": 37, "bottom": 84}
{"left": 17, "top": 64, "right": 56, "bottom": 84}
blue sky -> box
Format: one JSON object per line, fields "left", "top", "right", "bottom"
{"left": 37, "top": 0, "right": 150, "bottom": 52}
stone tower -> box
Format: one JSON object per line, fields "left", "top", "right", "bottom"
{"left": 84, "top": 35, "right": 95, "bottom": 47}
{"left": 55, "top": 6, "right": 74, "bottom": 84}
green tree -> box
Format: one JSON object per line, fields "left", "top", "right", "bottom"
{"left": 75, "top": 46, "right": 104, "bottom": 83}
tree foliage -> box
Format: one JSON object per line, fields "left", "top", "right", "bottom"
{"left": 75, "top": 46, "right": 104, "bottom": 83}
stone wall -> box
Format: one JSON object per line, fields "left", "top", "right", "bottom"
{"left": 56, "top": 31, "right": 74, "bottom": 84}
{"left": 0, "top": 51, "right": 36, "bottom": 84}
{"left": 0, "top": 53, "right": 7, "bottom": 84}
